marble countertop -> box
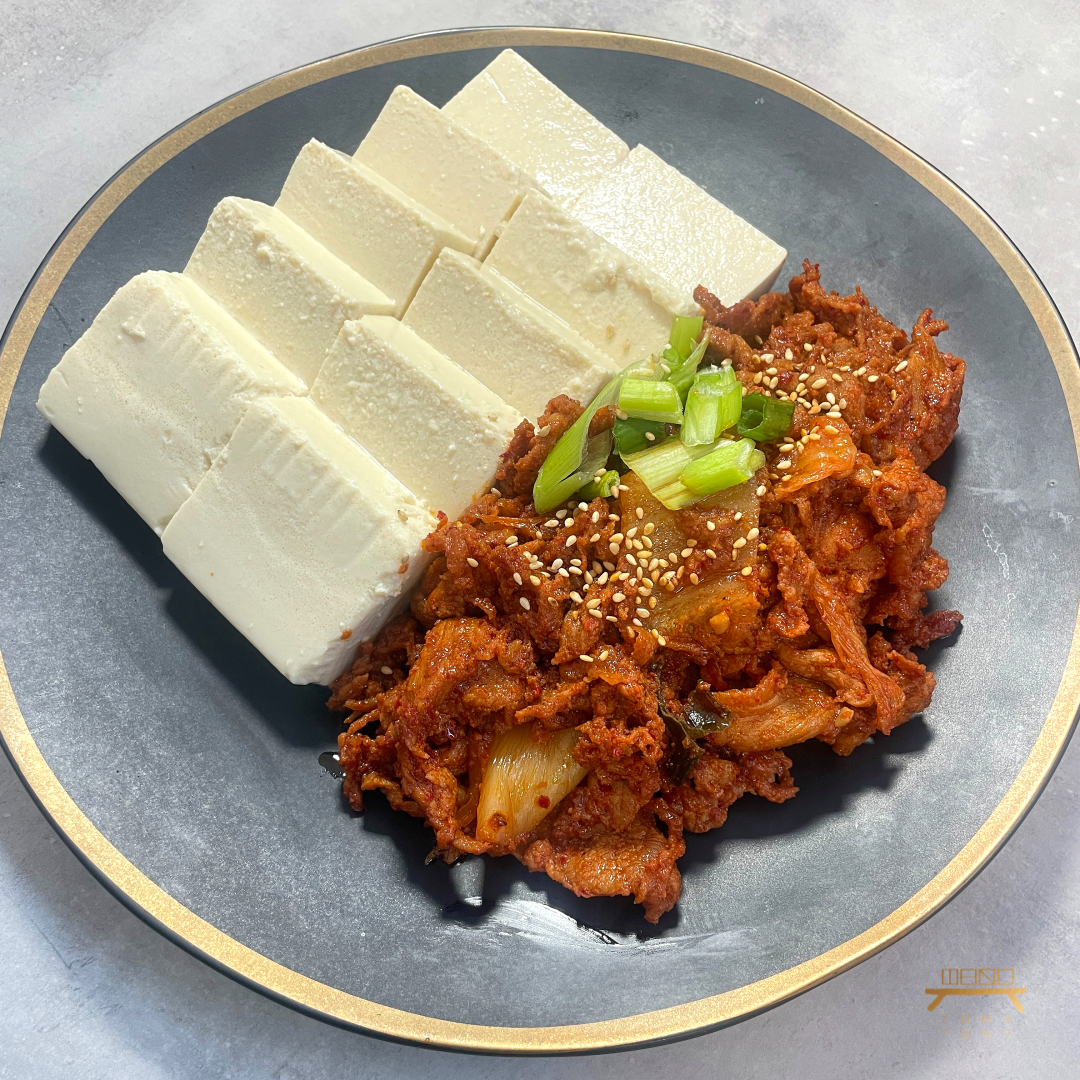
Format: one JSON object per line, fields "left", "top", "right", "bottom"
{"left": 2, "top": 2, "right": 1078, "bottom": 1076}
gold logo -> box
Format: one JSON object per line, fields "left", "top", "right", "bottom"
{"left": 926, "top": 969, "right": 1026, "bottom": 1012}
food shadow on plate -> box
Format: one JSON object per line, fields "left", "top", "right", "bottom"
{"left": 38, "top": 427, "right": 336, "bottom": 749}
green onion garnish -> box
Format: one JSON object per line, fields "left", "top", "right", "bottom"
{"left": 532, "top": 376, "right": 622, "bottom": 513}
{"left": 576, "top": 468, "right": 621, "bottom": 500}
{"left": 681, "top": 438, "right": 765, "bottom": 497}
{"left": 681, "top": 368, "right": 743, "bottom": 446}
{"left": 665, "top": 333, "right": 710, "bottom": 402}
{"left": 613, "top": 417, "right": 667, "bottom": 456}
{"left": 736, "top": 393, "right": 796, "bottom": 442}
{"left": 618, "top": 378, "right": 683, "bottom": 424}
{"left": 667, "top": 314, "right": 704, "bottom": 362}
{"left": 622, "top": 436, "right": 720, "bottom": 509}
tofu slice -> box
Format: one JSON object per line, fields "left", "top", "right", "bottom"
{"left": 486, "top": 189, "right": 699, "bottom": 364}
{"left": 275, "top": 139, "right": 473, "bottom": 316}
{"left": 443, "top": 49, "right": 628, "bottom": 207}
{"left": 353, "top": 86, "right": 535, "bottom": 257}
{"left": 185, "top": 196, "right": 394, "bottom": 385}
{"left": 312, "top": 317, "right": 523, "bottom": 519}
{"left": 35, "top": 271, "right": 305, "bottom": 535}
{"left": 568, "top": 145, "right": 788, "bottom": 306}
{"left": 403, "top": 247, "right": 620, "bottom": 420}
{"left": 161, "top": 396, "right": 434, "bottom": 685}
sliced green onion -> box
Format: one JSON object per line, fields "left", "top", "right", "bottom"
{"left": 666, "top": 332, "right": 710, "bottom": 402}
{"left": 577, "top": 468, "right": 621, "bottom": 500}
{"left": 613, "top": 417, "right": 667, "bottom": 456}
{"left": 668, "top": 314, "right": 704, "bottom": 362}
{"left": 618, "top": 378, "right": 683, "bottom": 423}
{"left": 736, "top": 393, "right": 796, "bottom": 442}
{"left": 681, "top": 368, "right": 742, "bottom": 446}
{"left": 532, "top": 376, "right": 622, "bottom": 513}
{"left": 681, "top": 438, "right": 765, "bottom": 496}
{"left": 623, "top": 436, "right": 720, "bottom": 510}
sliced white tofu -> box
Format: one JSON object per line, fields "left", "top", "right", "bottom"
{"left": 184, "top": 196, "right": 394, "bottom": 385}
{"left": 312, "top": 317, "right": 523, "bottom": 519}
{"left": 568, "top": 144, "right": 788, "bottom": 306}
{"left": 486, "top": 189, "right": 698, "bottom": 365}
{"left": 35, "top": 271, "right": 305, "bottom": 535}
{"left": 402, "top": 247, "right": 620, "bottom": 420}
{"left": 443, "top": 49, "right": 628, "bottom": 207}
{"left": 161, "top": 395, "right": 434, "bottom": 686}
{"left": 353, "top": 85, "right": 535, "bottom": 257}
{"left": 275, "top": 139, "right": 473, "bottom": 317}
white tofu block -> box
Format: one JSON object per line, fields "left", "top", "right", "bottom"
{"left": 486, "top": 189, "right": 698, "bottom": 365}
{"left": 312, "top": 317, "right": 523, "bottom": 519}
{"left": 354, "top": 86, "right": 535, "bottom": 257}
{"left": 403, "top": 248, "right": 620, "bottom": 420}
{"left": 443, "top": 49, "right": 628, "bottom": 207}
{"left": 161, "top": 396, "right": 434, "bottom": 685}
{"left": 569, "top": 145, "right": 788, "bottom": 306}
{"left": 275, "top": 139, "right": 473, "bottom": 316}
{"left": 184, "top": 196, "right": 394, "bottom": 385}
{"left": 35, "top": 271, "right": 305, "bottom": 535}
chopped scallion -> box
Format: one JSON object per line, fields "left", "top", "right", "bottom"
{"left": 681, "top": 438, "right": 765, "bottom": 496}
{"left": 623, "top": 436, "right": 720, "bottom": 509}
{"left": 577, "top": 468, "right": 621, "bottom": 500}
{"left": 666, "top": 332, "right": 710, "bottom": 402}
{"left": 681, "top": 369, "right": 743, "bottom": 446}
{"left": 668, "top": 314, "right": 705, "bottom": 361}
{"left": 736, "top": 393, "right": 796, "bottom": 442}
{"left": 613, "top": 417, "right": 667, "bottom": 456}
{"left": 618, "top": 378, "right": 683, "bottom": 423}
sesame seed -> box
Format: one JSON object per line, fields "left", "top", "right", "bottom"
{"left": 636, "top": 608, "right": 650, "bottom": 619}
{"left": 616, "top": 409, "right": 628, "bottom": 421}
{"left": 608, "top": 542, "right": 621, "bottom": 556}
{"left": 826, "top": 392, "right": 836, "bottom": 405}
{"left": 603, "top": 561, "right": 616, "bottom": 572}
{"left": 756, "top": 485, "right": 767, "bottom": 496}
{"left": 823, "top": 424, "right": 840, "bottom": 435}
{"left": 530, "top": 575, "right": 541, "bottom": 586}
{"left": 490, "top": 487, "right": 501, "bottom": 495}
{"left": 733, "top": 537, "right": 748, "bottom": 549}
{"left": 381, "top": 666, "right": 393, "bottom": 675}
{"left": 580, "top": 654, "right": 593, "bottom": 663}
{"left": 513, "top": 572, "right": 522, "bottom": 585}
{"left": 565, "top": 535, "right": 577, "bottom": 547}
{"left": 626, "top": 526, "right": 638, "bottom": 539}
{"left": 578, "top": 502, "right": 589, "bottom": 511}
{"left": 612, "top": 592, "right": 626, "bottom": 602}
{"left": 544, "top": 519, "right": 559, "bottom": 528}
{"left": 804, "top": 343, "right": 813, "bottom": 352}
{"left": 519, "top": 597, "right": 531, "bottom": 611}
{"left": 681, "top": 548, "right": 693, "bottom": 558}
{"left": 706, "top": 548, "right": 717, "bottom": 559}
{"left": 867, "top": 374, "right": 880, "bottom": 383}
{"left": 759, "top": 542, "right": 768, "bottom": 551}
{"left": 558, "top": 568, "right": 570, "bottom": 578}
{"left": 809, "top": 431, "right": 821, "bottom": 441}
{"left": 589, "top": 533, "right": 601, "bottom": 543}
{"left": 570, "top": 591, "right": 583, "bottom": 603}
{"left": 586, "top": 598, "right": 602, "bottom": 609}
{"left": 635, "top": 506, "right": 644, "bottom": 521}
{"left": 689, "top": 573, "right": 700, "bottom": 585}
{"left": 551, "top": 558, "right": 563, "bottom": 569}
{"left": 753, "top": 371, "right": 763, "bottom": 385}
{"left": 657, "top": 634, "right": 667, "bottom": 647}
{"left": 626, "top": 554, "right": 638, "bottom": 566}
{"left": 645, "top": 432, "right": 656, "bottom": 442}
{"left": 832, "top": 372, "right": 843, "bottom": 383}
{"left": 776, "top": 460, "right": 791, "bottom": 471}
{"left": 466, "top": 557, "right": 479, "bottom": 568}
{"left": 741, "top": 565, "right": 753, "bottom": 576}
{"left": 555, "top": 509, "right": 568, "bottom": 520}
{"left": 827, "top": 410, "right": 842, "bottom": 419}
{"left": 568, "top": 566, "right": 582, "bottom": 575}
{"left": 894, "top": 360, "right": 909, "bottom": 372}
{"left": 651, "top": 569, "right": 661, "bottom": 581}
{"left": 632, "top": 618, "right": 642, "bottom": 627}
{"left": 762, "top": 353, "right": 775, "bottom": 361}
{"left": 606, "top": 615, "right": 618, "bottom": 623}
{"left": 599, "top": 650, "right": 610, "bottom": 661}
{"left": 505, "top": 536, "right": 518, "bottom": 547}
{"left": 648, "top": 596, "right": 657, "bottom": 609}
{"left": 779, "top": 442, "right": 795, "bottom": 452}
{"left": 765, "top": 366, "right": 778, "bottom": 376}
{"left": 535, "top": 425, "right": 551, "bottom": 437}
{"left": 747, "top": 527, "right": 760, "bottom": 541}
{"left": 706, "top": 520, "right": 716, "bottom": 531}
{"left": 769, "top": 376, "right": 779, "bottom": 389}
{"left": 591, "top": 511, "right": 600, "bottom": 523}
{"left": 686, "top": 539, "right": 698, "bottom": 547}
{"left": 872, "top": 468, "right": 883, "bottom": 477}
{"left": 785, "top": 349, "right": 793, "bottom": 361}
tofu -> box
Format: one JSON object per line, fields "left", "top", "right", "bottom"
{"left": 184, "top": 196, "right": 394, "bottom": 385}
{"left": 312, "top": 317, "right": 523, "bottom": 519}
{"left": 403, "top": 247, "right": 620, "bottom": 420}
{"left": 161, "top": 396, "right": 434, "bottom": 685}
{"left": 443, "top": 49, "right": 628, "bottom": 207}
{"left": 568, "top": 144, "right": 788, "bottom": 306}
{"left": 486, "top": 189, "right": 698, "bottom": 364}
{"left": 275, "top": 139, "right": 473, "bottom": 316}
{"left": 35, "top": 271, "right": 305, "bottom": 535}
{"left": 354, "top": 86, "right": 535, "bottom": 257}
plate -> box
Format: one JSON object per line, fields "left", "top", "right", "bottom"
{"left": 1, "top": 28, "right": 1078, "bottom": 1053}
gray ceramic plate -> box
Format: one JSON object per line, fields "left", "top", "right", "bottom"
{"left": 1, "top": 28, "right": 1079, "bottom": 1053}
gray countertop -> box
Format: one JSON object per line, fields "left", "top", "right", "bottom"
{"left": 2, "top": 2, "right": 1078, "bottom": 1076}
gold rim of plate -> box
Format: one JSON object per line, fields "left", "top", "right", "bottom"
{"left": 1, "top": 26, "right": 1078, "bottom": 1054}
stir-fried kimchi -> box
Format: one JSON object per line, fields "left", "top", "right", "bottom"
{"left": 329, "top": 262, "right": 964, "bottom": 922}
